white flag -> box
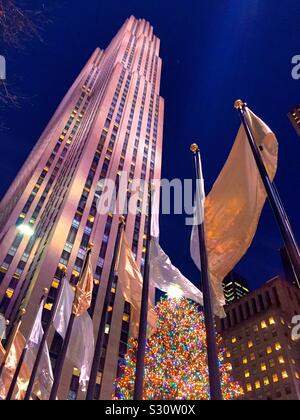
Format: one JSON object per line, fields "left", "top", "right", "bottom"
{"left": 53, "top": 280, "right": 95, "bottom": 391}
{"left": 150, "top": 237, "right": 203, "bottom": 305}
{"left": 25, "top": 299, "right": 54, "bottom": 400}
{"left": 190, "top": 108, "right": 278, "bottom": 317}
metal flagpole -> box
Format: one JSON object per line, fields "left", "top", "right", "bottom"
{"left": 24, "top": 270, "right": 66, "bottom": 400}
{"left": 190, "top": 144, "right": 222, "bottom": 401}
{"left": 234, "top": 100, "right": 300, "bottom": 287}
{"left": 6, "top": 289, "right": 49, "bottom": 400}
{"left": 0, "top": 307, "right": 26, "bottom": 379}
{"left": 49, "top": 247, "right": 92, "bottom": 400}
{"left": 86, "top": 216, "right": 125, "bottom": 400}
{"left": 133, "top": 183, "right": 152, "bottom": 401}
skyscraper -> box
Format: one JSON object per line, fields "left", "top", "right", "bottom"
{"left": 287, "top": 105, "right": 300, "bottom": 137}
{"left": 223, "top": 272, "right": 250, "bottom": 305}
{"left": 0, "top": 16, "right": 164, "bottom": 400}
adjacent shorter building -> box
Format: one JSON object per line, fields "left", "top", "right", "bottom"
{"left": 288, "top": 105, "right": 300, "bottom": 137}
{"left": 216, "top": 276, "right": 300, "bottom": 400}
{"left": 223, "top": 272, "right": 250, "bottom": 305}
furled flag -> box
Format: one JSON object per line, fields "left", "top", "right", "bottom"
{"left": 150, "top": 182, "right": 203, "bottom": 306}
{"left": 24, "top": 298, "right": 54, "bottom": 400}
{"left": 72, "top": 250, "right": 94, "bottom": 316}
{"left": 191, "top": 107, "right": 278, "bottom": 316}
{"left": 0, "top": 332, "right": 30, "bottom": 400}
{"left": 53, "top": 255, "right": 95, "bottom": 391}
{"left": 117, "top": 232, "right": 157, "bottom": 337}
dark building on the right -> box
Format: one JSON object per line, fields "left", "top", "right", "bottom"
{"left": 216, "top": 276, "right": 300, "bottom": 400}
{"left": 288, "top": 105, "right": 300, "bottom": 136}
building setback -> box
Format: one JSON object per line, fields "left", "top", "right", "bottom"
{"left": 216, "top": 277, "right": 300, "bottom": 400}
{"left": 0, "top": 16, "right": 164, "bottom": 400}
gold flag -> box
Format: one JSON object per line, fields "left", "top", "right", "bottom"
{"left": 0, "top": 332, "right": 30, "bottom": 400}
{"left": 117, "top": 233, "right": 157, "bottom": 337}
{"left": 73, "top": 249, "right": 94, "bottom": 316}
{"left": 204, "top": 108, "right": 278, "bottom": 312}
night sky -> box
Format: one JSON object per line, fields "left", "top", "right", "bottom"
{"left": 0, "top": 0, "right": 299, "bottom": 292}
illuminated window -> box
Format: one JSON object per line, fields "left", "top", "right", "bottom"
{"left": 272, "top": 374, "right": 279, "bottom": 383}
{"left": 275, "top": 342, "right": 282, "bottom": 351}
{"left": 278, "top": 356, "right": 285, "bottom": 364}
{"left": 107, "top": 306, "right": 113, "bottom": 312}
{"left": 269, "top": 317, "right": 275, "bottom": 325}
{"left": 253, "top": 325, "right": 259, "bottom": 332}
{"left": 73, "top": 368, "right": 80, "bottom": 377}
{"left": 263, "top": 377, "right": 270, "bottom": 386}
{"left": 266, "top": 346, "right": 272, "bottom": 355}
{"left": 245, "top": 370, "right": 250, "bottom": 378}
{"left": 52, "top": 279, "right": 60, "bottom": 289}
{"left": 282, "top": 371, "right": 288, "bottom": 379}
{"left": 226, "top": 351, "right": 231, "bottom": 358}
{"left": 248, "top": 341, "right": 253, "bottom": 349}
{"left": 242, "top": 357, "right": 248, "bottom": 365}
{"left": 105, "top": 324, "right": 110, "bottom": 334}
{"left": 227, "top": 363, "right": 232, "bottom": 371}
{"left": 261, "top": 363, "right": 267, "bottom": 372}
{"left": 246, "top": 384, "right": 252, "bottom": 392}
{"left": 295, "top": 372, "right": 300, "bottom": 380}
{"left": 231, "top": 337, "right": 237, "bottom": 344}
{"left": 44, "top": 303, "right": 53, "bottom": 311}
{"left": 255, "top": 380, "right": 261, "bottom": 389}
{"left": 123, "top": 313, "right": 130, "bottom": 322}
{"left": 261, "top": 321, "right": 267, "bottom": 329}
{"left": 250, "top": 353, "right": 255, "bottom": 361}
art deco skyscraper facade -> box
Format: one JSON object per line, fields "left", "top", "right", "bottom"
{"left": 0, "top": 16, "right": 164, "bottom": 399}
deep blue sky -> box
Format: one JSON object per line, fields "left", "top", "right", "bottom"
{"left": 0, "top": 0, "right": 299, "bottom": 291}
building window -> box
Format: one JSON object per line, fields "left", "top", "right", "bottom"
{"left": 248, "top": 340, "right": 253, "bottom": 349}
{"left": 282, "top": 371, "right": 289, "bottom": 379}
{"left": 266, "top": 346, "right": 272, "bottom": 355}
{"left": 278, "top": 356, "right": 285, "bottom": 364}
{"left": 261, "top": 363, "right": 267, "bottom": 372}
{"left": 246, "top": 384, "right": 252, "bottom": 392}
{"left": 272, "top": 374, "right": 279, "bottom": 383}
{"left": 255, "top": 380, "right": 261, "bottom": 389}
{"left": 242, "top": 357, "right": 248, "bottom": 365}
{"left": 244, "top": 370, "right": 250, "bottom": 378}
{"left": 263, "top": 377, "right": 270, "bottom": 386}
{"left": 261, "top": 320, "right": 267, "bottom": 329}
{"left": 275, "top": 342, "right": 282, "bottom": 351}
{"left": 269, "top": 317, "right": 275, "bottom": 325}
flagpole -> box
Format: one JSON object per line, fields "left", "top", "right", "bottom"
{"left": 86, "top": 216, "right": 125, "bottom": 400}
{"left": 24, "top": 270, "right": 66, "bottom": 401}
{"left": 234, "top": 100, "right": 300, "bottom": 287}
{"left": 49, "top": 247, "right": 92, "bottom": 400}
{"left": 0, "top": 307, "right": 26, "bottom": 379}
{"left": 190, "top": 144, "right": 222, "bottom": 401}
{"left": 6, "top": 289, "right": 48, "bottom": 400}
{"left": 133, "top": 183, "right": 152, "bottom": 401}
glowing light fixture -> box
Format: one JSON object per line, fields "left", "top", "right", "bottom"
{"left": 167, "top": 284, "right": 184, "bottom": 299}
{"left": 17, "top": 223, "right": 35, "bottom": 237}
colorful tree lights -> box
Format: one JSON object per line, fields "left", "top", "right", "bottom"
{"left": 114, "top": 298, "right": 243, "bottom": 400}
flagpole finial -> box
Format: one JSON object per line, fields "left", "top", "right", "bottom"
{"left": 5, "top": 320, "right": 10, "bottom": 326}
{"left": 119, "top": 216, "right": 126, "bottom": 225}
{"left": 190, "top": 143, "right": 199, "bottom": 154}
{"left": 234, "top": 99, "right": 245, "bottom": 110}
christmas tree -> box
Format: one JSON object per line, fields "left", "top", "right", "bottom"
{"left": 114, "top": 298, "right": 243, "bottom": 400}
